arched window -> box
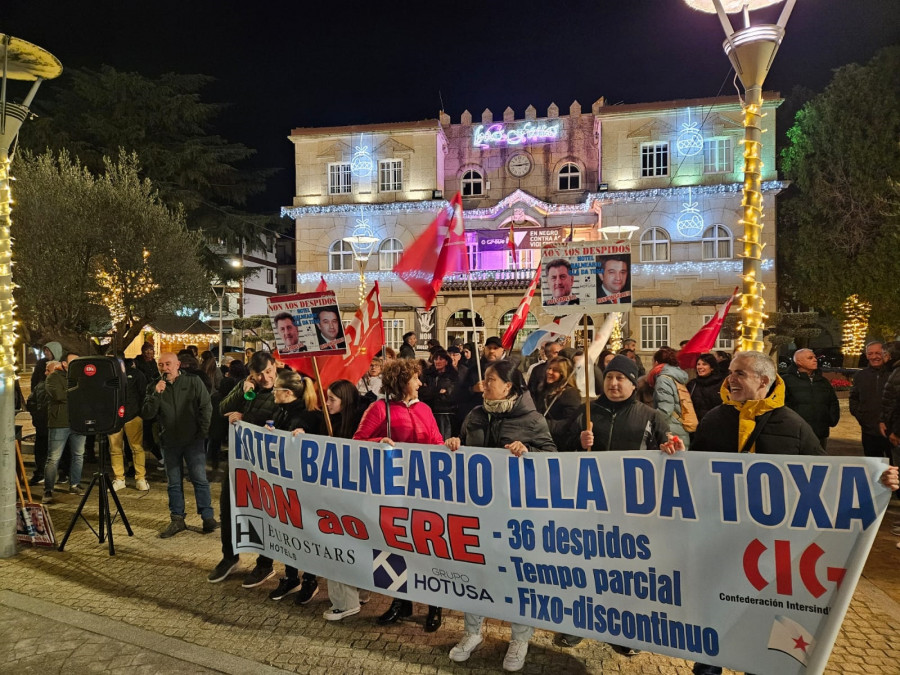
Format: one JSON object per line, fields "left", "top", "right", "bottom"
{"left": 461, "top": 169, "right": 484, "bottom": 197}
{"left": 378, "top": 238, "right": 404, "bottom": 270}
{"left": 329, "top": 240, "right": 354, "bottom": 272}
{"left": 702, "top": 224, "right": 732, "bottom": 260}
{"left": 558, "top": 163, "right": 581, "bottom": 191}
{"left": 640, "top": 227, "right": 670, "bottom": 262}
{"left": 498, "top": 310, "right": 539, "bottom": 351}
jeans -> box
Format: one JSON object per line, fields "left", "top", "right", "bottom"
{"left": 464, "top": 613, "right": 533, "bottom": 642}
{"left": 862, "top": 432, "right": 893, "bottom": 459}
{"left": 32, "top": 425, "right": 49, "bottom": 478}
{"left": 163, "top": 439, "right": 213, "bottom": 520}
{"left": 108, "top": 416, "right": 146, "bottom": 481}
{"left": 44, "top": 427, "right": 86, "bottom": 491}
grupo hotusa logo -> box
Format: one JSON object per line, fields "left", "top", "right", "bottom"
{"left": 373, "top": 550, "right": 408, "bottom": 592}
{"left": 234, "top": 515, "right": 265, "bottom": 551}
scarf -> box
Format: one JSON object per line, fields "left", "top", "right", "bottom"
{"left": 720, "top": 375, "right": 786, "bottom": 453}
{"left": 483, "top": 395, "right": 517, "bottom": 415}
{"left": 646, "top": 362, "right": 665, "bottom": 388}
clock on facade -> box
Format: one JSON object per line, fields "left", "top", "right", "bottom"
{"left": 507, "top": 153, "right": 533, "bottom": 178}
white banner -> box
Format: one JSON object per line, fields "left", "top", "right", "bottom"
{"left": 230, "top": 423, "right": 889, "bottom": 674}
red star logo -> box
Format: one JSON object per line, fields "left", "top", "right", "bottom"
{"left": 792, "top": 635, "right": 810, "bottom": 653}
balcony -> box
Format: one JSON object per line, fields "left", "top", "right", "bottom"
{"left": 441, "top": 268, "right": 536, "bottom": 292}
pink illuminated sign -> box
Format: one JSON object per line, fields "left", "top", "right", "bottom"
{"left": 472, "top": 121, "right": 561, "bottom": 148}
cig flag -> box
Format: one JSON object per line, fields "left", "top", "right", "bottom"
{"left": 677, "top": 287, "right": 739, "bottom": 370}
{"left": 501, "top": 264, "right": 542, "bottom": 351}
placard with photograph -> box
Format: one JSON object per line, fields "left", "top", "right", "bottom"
{"left": 540, "top": 243, "right": 632, "bottom": 314}
{"left": 268, "top": 291, "right": 348, "bottom": 356}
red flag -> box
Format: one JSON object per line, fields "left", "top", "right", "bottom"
{"left": 315, "top": 275, "right": 328, "bottom": 292}
{"left": 677, "top": 287, "right": 740, "bottom": 370}
{"left": 283, "top": 283, "right": 385, "bottom": 391}
{"left": 507, "top": 221, "right": 517, "bottom": 257}
{"left": 502, "top": 264, "right": 542, "bottom": 351}
{"left": 393, "top": 192, "right": 466, "bottom": 309}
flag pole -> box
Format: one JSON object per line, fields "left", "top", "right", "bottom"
{"left": 466, "top": 276, "right": 483, "bottom": 383}
{"left": 583, "top": 313, "right": 591, "bottom": 438}
{"left": 312, "top": 357, "right": 333, "bottom": 436}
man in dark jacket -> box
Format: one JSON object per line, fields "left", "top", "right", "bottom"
{"left": 107, "top": 358, "right": 149, "bottom": 491}
{"left": 43, "top": 354, "right": 88, "bottom": 504}
{"left": 455, "top": 336, "right": 507, "bottom": 427}
{"left": 880, "top": 341, "right": 900, "bottom": 460}
{"left": 142, "top": 352, "right": 214, "bottom": 538}
{"left": 850, "top": 341, "right": 892, "bottom": 459}
{"left": 557, "top": 354, "right": 681, "bottom": 651}
{"left": 208, "top": 351, "right": 281, "bottom": 591}
{"left": 782, "top": 349, "right": 840, "bottom": 450}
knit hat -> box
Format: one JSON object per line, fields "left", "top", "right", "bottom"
{"left": 604, "top": 354, "right": 639, "bottom": 386}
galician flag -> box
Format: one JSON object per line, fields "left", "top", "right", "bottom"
{"left": 521, "top": 313, "right": 584, "bottom": 356}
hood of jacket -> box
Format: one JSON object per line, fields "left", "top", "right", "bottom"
{"left": 660, "top": 364, "right": 688, "bottom": 385}
{"left": 45, "top": 341, "right": 63, "bottom": 361}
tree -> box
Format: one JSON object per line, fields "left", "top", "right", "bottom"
{"left": 19, "top": 66, "right": 279, "bottom": 276}
{"left": 780, "top": 47, "right": 900, "bottom": 334}
{"left": 12, "top": 150, "right": 210, "bottom": 353}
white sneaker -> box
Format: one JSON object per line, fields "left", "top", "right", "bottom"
{"left": 503, "top": 640, "right": 529, "bottom": 672}
{"left": 111, "top": 479, "right": 126, "bottom": 491}
{"left": 323, "top": 606, "right": 360, "bottom": 621}
{"left": 136, "top": 479, "right": 150, "bottom": 491}
{"left": 449, "top": 633, "right": 483, "bottom": 662}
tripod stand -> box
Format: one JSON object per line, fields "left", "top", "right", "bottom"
{"left": 59, "top": 434, "right": 133, "bottom": 555}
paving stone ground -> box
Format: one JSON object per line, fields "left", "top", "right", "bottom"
{"left": 2, "top": 398, "right": 899, "bottom": 674}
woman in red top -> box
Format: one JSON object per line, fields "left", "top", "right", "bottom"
{"left": 353, "top": 358, "right": 444, "bottom": 632}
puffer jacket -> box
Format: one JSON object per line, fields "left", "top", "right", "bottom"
{"left": 354, "top": 399, "right": 444, "bottom": 445}
{"left": 693, "top": 376, "right": 824, "bottom": 456}
{"left": 562, "top": 394, "right": 670, "bottom": 452}
{"left": 419, "top": 367, "right": 458, "bottom": 416}
{"left": 782, "top": 365, "right": 840, "bottom": 438}
{"left": 653, "top": 364, "right": 691, "bottom": 449}
{"left": 688, "top": 372, "right": 725, "bottom": 421}
{"left": 460, "top": 392, "right": 556, "bottom": 452}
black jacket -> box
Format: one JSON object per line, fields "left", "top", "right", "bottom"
{"left": 688, "top": 373, "right": 725, "bottom": 422}
{"left": 141, "top": 371, "right": 212, "bottom": 445}
{"left": 881, "top": 362, "right": 900, "bottom": 437}
{"left": 273, "top": 398, "right": 323, "bottom": 434}
{"left": 849, "top": 365, "right": 891, "bottom": 436}
{"left": 122, "top": 366, "right": 148, "bottom": 422}
{"left": 460, "top": 393, "right": 556, "bottom": 453}
{"left": 782, "top": 366, "right": 840, "bottom": 438}
{"left": 563, "top": 395, "right": 670, "bottom": 452}
{"left": 534, "top": 385, "right": 583, "bottom": 449}
{"left": 419, "top": 366, "right": 458, "bottom": 415}
{"left": 399, "top": 343, "right": 416, "bottom": 359}
{"left": 693, "top": 404, "right": 825, "bottom": 456}
{"left": 219, "top": 379, "right": 277, "bottom": 426}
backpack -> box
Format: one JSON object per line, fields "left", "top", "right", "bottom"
{"left": 662, "top": 375, "right": 698, "bottom": 433}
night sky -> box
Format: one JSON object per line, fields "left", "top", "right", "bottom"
{"left": 5, "top": 1, "right": 898, "bottom": 212}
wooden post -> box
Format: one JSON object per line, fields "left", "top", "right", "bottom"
{"left": 583, "top": 313, "right": 591, "bottom": 432}
{"left": 312, "top": 357, "right": 333, "bottom": 436}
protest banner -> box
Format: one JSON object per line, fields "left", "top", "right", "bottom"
{"left": 230, "top": 423, "right": 889, "bottom": 674}
{"left": 268, "top": 291, "right": 347, "bottom": 356}
{"left": 540, "top": 243, "right": 632, "bottom": 314}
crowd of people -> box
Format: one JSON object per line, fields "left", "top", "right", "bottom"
{"left": 23, "top": 334, "right": 900, "bottom": 673}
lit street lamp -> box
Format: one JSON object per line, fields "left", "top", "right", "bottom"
{"left": 0, "top": 34, "right": 62, "bottom": 558}
{"left": 342, "top": 215, "right": 379, "bottom": 306}
{"left": 683, "top": 0, "right": 796, "bottom": 352}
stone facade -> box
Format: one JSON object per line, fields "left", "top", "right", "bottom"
{"left": 283, "top": 94, "right": 784, "bottom": 356}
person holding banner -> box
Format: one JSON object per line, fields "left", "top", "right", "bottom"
{"left": 444, "top": 360, "right": 556, "bottom": 672}
{"left": 689, "top": 350, "right": 898, "bottom": 675}
{"left": 265, "top": 371, "right": 323, "bottom": 602}
{"left": 353, "top": 359, "right": 445, "bottom": 633}
{"left": 556, "top": 354, "right": 682, "bottom": 652}
{"left": 321, "top": 379, "right": 371, "bottom": 621}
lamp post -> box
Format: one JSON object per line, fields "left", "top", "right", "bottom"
{"left": 342, "top": 214, "right": 379, "bottom": 306}
{"left": 0, "top": 34, "right": 62, "bottom": 558}
{"left": 683, "top": 0, "right": 796, "bottom": 352}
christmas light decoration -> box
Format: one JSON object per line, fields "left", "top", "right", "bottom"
{"left": 609, "top": 312, "right": 623, "bottom": 352}
{"left": 676, "top": 109, "right": 704, "bottom": 157}
{"left": 95, "top": 249, "right": 159, "bottom": 326}
{"left": 343, "top": 214, "right": 380, "bottom": 305}
{"left": 350, "top": 144, "right": 373, "bottom": 178}
{"left": 841, "top": 294, "right": 871, "bottom": 359}
{"left": 472, "top": 121, "right": 561, "bottom": 148}
{"left": 0, "top": 155, "right": 16, "bottom": 390}
{"left": 676, "top": 186, "right": 705, "bottom": 237}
